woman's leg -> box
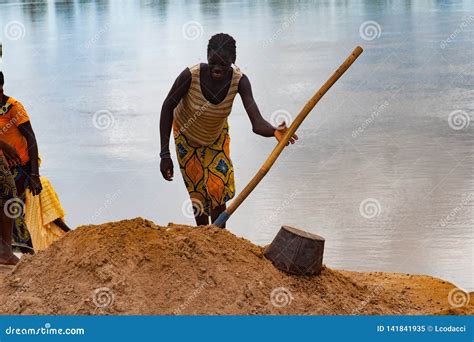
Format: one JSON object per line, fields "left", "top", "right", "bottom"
{"left": 210, "top": 204, "right": 226, "bottom": 228}
{"left": 191, "top": 196, "right": 210, "bottom": 226}
{"left": 0, "top": 214, "right": 19, "bottom": 265}
{"left": 53, "top": 218, "right": 71, "bottom": 232}
{"left": 194, "top": 213, "right": 209, "bottom": 226}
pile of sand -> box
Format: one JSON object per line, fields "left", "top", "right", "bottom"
{"left": 0, "top": 218, "right": 472, "bottom": 315}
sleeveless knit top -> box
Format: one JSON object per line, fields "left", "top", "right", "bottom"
{"left": 173, "top": 63, "right": 242, "bottom": 146}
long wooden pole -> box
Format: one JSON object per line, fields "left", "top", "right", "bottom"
{"left": 214, "top": 46, "right": 364, "bottom": 228}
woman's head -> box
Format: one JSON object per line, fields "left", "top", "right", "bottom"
{"left": 207, "top": 33, "right": 236, "bottom": 81}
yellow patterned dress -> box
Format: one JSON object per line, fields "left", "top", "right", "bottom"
{"left": 24, "top": 176, "right": 67, "bottom": 251}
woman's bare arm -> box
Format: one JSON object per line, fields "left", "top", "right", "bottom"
{"left": 238, "top": 74, "right": 275, "bottom": 137}
{"left": 238, "top": 74, "right": 298, "bottom": 144}
{"left": 160, "top": 68, "right": 192, "bottom": 155}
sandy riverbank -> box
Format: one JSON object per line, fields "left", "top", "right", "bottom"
{"left": 0, "top": 218, "right": 471, "bottom": 315}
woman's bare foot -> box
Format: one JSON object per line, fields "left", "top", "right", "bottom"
{"left": 0, "top": 253, "right": 19, "bottom": 265}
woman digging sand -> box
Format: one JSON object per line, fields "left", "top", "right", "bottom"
{"left": 160, "top": 33, "right": 298, "bottom": 227}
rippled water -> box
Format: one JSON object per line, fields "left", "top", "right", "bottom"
{"left": 0, "top": 0, "right": 472, "bottom": 290}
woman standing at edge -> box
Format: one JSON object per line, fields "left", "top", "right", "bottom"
{"left": 0, "top": 71, "right": 42, "bottom": 253}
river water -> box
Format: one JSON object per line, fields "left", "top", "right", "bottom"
{"left": 0, "top": 0, "right": 472, "bottom": 291}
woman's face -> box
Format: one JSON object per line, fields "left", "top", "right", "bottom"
{"left": 207, "top": 50, "right": 233, "bottom": 81}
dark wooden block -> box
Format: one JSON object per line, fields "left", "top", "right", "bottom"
{"left": 264, "top": 225, "right": 325, "bottom": 276}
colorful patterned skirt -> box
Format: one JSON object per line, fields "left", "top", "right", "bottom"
{"left": 174, "top": 121, "right": 235, "bottom": 215}
{"left": 0, "top": 157, "right": 17, "bottom": 214}
{"left": 10, "top": 162, "right": 34, "bottom": 253}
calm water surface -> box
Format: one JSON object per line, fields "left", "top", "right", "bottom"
{"left": 0, "top": 0, "right": 472, "bottom": 290}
